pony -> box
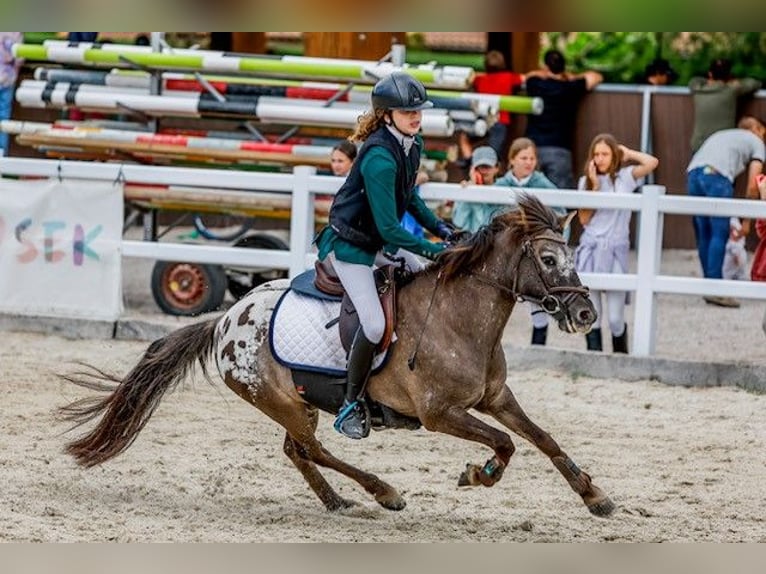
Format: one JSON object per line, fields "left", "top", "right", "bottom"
{"left": 59, "top": 193, "right": 614, "bottom": 517}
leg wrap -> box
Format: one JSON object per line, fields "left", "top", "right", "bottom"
{"left": 552, "top": 455, "right": 589, "bottom": 495}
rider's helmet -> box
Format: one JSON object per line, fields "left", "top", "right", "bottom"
{"left": 371, "top": 72, "right": 434, "bottom": 112}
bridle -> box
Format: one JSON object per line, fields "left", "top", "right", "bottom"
{"left": 471, "top": 233, "right": 590, "bottom": 320}
{"left": 408, "top": 231, "right": 589, "bottom": 371}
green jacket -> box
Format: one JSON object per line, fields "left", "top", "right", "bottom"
{"left": 317, "top": 144, "right": 445, "bottom": 265}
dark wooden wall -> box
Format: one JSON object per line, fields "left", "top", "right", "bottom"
{"left": 304, "top": 33, "right": 405, "bottom": 60}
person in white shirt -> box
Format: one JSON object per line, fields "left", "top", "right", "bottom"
{"left": 575, "top": 133, "right": 659, "bottom": 353}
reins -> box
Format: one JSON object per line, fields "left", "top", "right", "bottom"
{"left": 407, "top": 271, "right": 441, "bottom": 371}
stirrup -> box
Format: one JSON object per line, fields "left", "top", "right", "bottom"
{"left": 334, "top": 400, "right": 370, "bottom": 439}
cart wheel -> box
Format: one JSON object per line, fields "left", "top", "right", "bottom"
{"left": 151, "top": 261, "right": 228, "bottom": 316}
{"left": 226, "top": 233, "right": 289, "bottom": 300}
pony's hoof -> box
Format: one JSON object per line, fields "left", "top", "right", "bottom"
{"left": 458, "top": 463, "right": 480, "bottom": 487}
{"left": 587, "top": 497, "right": 616, "bottom": 517}
{"left": 376, "top": 492, "right": 406, "bottom": 511}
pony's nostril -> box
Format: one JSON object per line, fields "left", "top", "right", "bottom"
{"left": 578, "top": 309, "right": 594, "bottom": 324}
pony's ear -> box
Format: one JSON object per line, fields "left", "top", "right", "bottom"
{"left": 559, "top": 210, "right": 577, "bottom": 232}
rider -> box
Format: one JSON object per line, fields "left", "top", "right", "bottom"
{"left": 315, "top": 72, "right": 456, "bottom": 439}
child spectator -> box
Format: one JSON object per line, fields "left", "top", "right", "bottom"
{"left": 575, "top": 134, "right": 659, "bottom": 354}
{"left": 451, "top": 146, "right": 502, "bottom": 233}
{"left": 722, "top": 218, "right": 748, "bottom": 281}
{"left": 494, "top": 137, "right": 565, "bottom": 346}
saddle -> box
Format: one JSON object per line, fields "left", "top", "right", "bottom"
{"left": 314, "top": 258, "right": 398, "bottom": 354}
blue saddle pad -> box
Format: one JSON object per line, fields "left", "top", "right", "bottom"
{"left": 290, "top": 268, "right": 342, "bottom": 302}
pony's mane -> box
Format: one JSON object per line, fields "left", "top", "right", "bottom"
{"left": 433, "top": 193, "right": 563, "bottom": 282}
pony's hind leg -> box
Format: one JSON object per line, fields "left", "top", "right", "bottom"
{"left": 283, "top": 419, "right": 406, "bottom": 511}
{"left": 229, "top": 373, "right": 405, "bottom": 512}
{"left": 282, "top": 408, "right": 357, "bottom": 512}
{"left": 481, "top": 385, "right": 615, "bottom": 517}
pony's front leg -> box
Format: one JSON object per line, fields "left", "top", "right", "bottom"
{"left": 418, "top": 406, "right": 515, "bottom": 488}
{"left": 481, "top": 385, "right": 615, "bottom": 517}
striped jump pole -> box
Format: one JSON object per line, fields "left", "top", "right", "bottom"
{"left": 15, "top": 42, "right": 473, "bottom": 89}
{"left": 33, "top": 67, "right": 540, "bottom": 115}
{"left": 41, "top": 39, "right": 476, "bottom": 89}
{"left": 14, "top": 81, "right": 456, "bottom": 137}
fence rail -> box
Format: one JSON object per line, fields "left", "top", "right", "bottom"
{"left": 2, "top": 157, "right": 765, "bottom": 357}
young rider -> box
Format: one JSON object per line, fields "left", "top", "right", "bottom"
{"left": 314, "top": 72, "right": 456, "bottom": 439}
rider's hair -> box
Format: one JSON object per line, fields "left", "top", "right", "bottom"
{"left": 350, "top": 109, "right": 388, "bottom": 142}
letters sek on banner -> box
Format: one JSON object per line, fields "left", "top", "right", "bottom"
{"left": 0, "top": 178, "right": 123, "bottom": 320}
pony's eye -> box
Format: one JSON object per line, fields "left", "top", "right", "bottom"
{"left": 542, "top": 255, "right": 556, "bottom": 267}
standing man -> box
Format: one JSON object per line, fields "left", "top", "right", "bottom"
{"left": 687, "top": 116, "right": 766, "bottom": 308}
{"left": 524, "top": 49, "right": 603, "bottom": 189}
{"left": 0, "top": 32, "right": 22, "bottom": 157}
{"left": 689, "top": 58, "right": 761, "bottom": 154}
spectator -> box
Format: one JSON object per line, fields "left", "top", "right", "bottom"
{"left": 751, "top": 174, "right": 766, "bottom": 284}
{"left": 687, "top": 116, "right": 766, "bottom": 307}
{"left": 752, "top": 175, "right": 766, "bottom": 337}
{"left": 524, "top": 49, "right": 603, "bottom": 189}
{"left": 494, "top": 137, "right": 565, "bottom": 346}
{"left": 644, "top": 57, "right": 678, "bottom": 86}
{"left": 67, "top": 32, "right": 99, "bottom": 43}
{"left": 330, "top": 140, "right": 357, "bottom": 177}
{"left": 471, "top": 50, "right": 525, "bottom": 159}
{"left": 452, "top": 145, "right": 502, "bottom": 233}
{"left": 575, "top": 134, "right": 659, "bottom": 353}
{"left": 722, "top": 217, "right": 748, "bottom": 281}
{"left": 689, "top": 58, "right": 761, "bottom": 154}
{"left": 0, "top": 32, "right": 22, "bottom": 157}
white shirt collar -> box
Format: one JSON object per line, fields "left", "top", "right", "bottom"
{"left": 509, "top": 172, "right": 532, "bottom": 186}
{"left": 386, "top": 124, "right": 416, "bottom": 156}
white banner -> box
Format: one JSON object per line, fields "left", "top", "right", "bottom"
{"left": 0, "top": 178, "right": 123, "bottom": 320}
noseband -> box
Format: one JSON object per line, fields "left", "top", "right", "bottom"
{"left": 472, "top": 234, "right": 590, "bottom": 319}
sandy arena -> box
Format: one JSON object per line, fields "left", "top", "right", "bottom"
{"left": 1, "top": 330, "right": 765, "bottom": 542}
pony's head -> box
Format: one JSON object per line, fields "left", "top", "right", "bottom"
{"left": 437, "top": 193, "right": 596, "bottom": 334}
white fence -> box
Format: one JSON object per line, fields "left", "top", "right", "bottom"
{"left": 2, "top": 157, "right": 766, "bottom": 357}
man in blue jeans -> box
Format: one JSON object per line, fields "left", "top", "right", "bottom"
{"left": 686, "top": 116, "right": 766, "bottom": 307}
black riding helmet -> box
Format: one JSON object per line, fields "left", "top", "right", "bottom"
{"left": 371, "top": 72, "right": 434, "bottom": 112}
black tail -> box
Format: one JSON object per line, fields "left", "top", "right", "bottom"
{"left": 59, "top": 319, "right": 218, "bottom": 467}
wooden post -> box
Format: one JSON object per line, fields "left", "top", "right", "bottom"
{"left": 304, "top": 32, "right": 404, "bottom": 61}
{"left": 510, "top": 33, "right": 541, "bottom": 73}
{"left": 231, "top": 33, "right": 266, "bottom": 54}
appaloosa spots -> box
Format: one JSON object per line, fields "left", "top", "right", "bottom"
{"left": 214, "top": 282, "right": 287, "bottom": 391}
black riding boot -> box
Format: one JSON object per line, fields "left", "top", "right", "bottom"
{"left": 334, "top": 328, "right": 376, "bottom": 439}
{"left": 585, "top": 328, "right": 603, "bottom": 351}
{"left": 612, "top": 324, "right": 629, "bottom": 354}
{"left": 531, "top": 325, "right": 548, "bottom": 346}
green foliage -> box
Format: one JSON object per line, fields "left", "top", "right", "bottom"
{"left": 543, "top": 32, "right": 766, "bottom": 85}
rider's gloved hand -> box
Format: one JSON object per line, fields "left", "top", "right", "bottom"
{"left": 435, "top": 221, "right": 453, "bottom": 240}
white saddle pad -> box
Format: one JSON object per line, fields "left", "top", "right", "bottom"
{"left": 269, "top": 290, "right": 389, "bottom": 376}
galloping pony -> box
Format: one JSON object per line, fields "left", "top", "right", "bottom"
{"left": 60, "top": 194, "right": 614, "bottom": 516}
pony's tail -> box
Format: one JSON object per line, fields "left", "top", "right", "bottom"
{"left": 58, "top": 318, "right": 219, "bottom": 467}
